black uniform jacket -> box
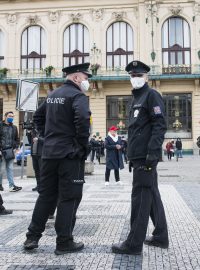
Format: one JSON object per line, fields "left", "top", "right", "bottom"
{"left": 33, "top": 80, "right": 91, "bottom": 159}
{"left": 128, "top": 83, "right": 167, "bottom": 160}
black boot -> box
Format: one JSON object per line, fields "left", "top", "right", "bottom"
{"left": 0, "top": 209, "right": 13, "bottom": 215}
{"left": 32, "top": 186, "right": 38, "bottom": 191}
{"left": 24, "top": 238, "right": 39, "bottom": 250}
{"left": 144, "top": 236, "right": 169, "bottom": 249}
{"left": 112, "top": 241, "right": 142, "bottom": 255}
{"left": 55, "top": 240, "right": 84, "bottom": 255}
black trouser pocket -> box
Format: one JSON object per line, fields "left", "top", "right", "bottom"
{"left": 134, "top": 167, "right": 155, "bottom": 188}
{"left": 59, "top": 159, "right": 85, "bottom": 200}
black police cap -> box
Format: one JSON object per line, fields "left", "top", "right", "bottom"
{"left": 125, "top": 60, "right": 150, "bottom": 74}
{"left": 62, "top": 62, "right": 92, "bottom": 78}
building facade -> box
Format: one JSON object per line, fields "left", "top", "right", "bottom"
{"left": 0, "top": 0, "right": 200, "bottom": 153}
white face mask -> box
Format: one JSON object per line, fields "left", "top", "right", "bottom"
{"left": 130, "top": 77, "right": 145, "bottom": 89}
{"left": 80, "top": 80, "right": 90, "bottom": 92}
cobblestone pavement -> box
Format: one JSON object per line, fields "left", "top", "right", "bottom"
{"left": 0, "top": 155, "right": 200, "bottom": 270}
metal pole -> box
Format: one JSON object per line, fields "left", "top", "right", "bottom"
{"left": 21, "top": 111, "right": 27, "bottom": 179}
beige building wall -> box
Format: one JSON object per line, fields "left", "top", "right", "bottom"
{"left": 0, "top": 0, "right": 200, "bottom": 151}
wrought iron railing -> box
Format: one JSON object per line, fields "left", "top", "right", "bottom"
{"left": 0, "top": 64, "right": 200, "bottom": 80}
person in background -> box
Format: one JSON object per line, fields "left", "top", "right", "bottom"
{"left": 99, "top": 136, "right": 105, "bottom": 159}
{"left": 175, "top": 138, "right": 183, "bottom": 158}
{"left": 121, "top": 136, "right": 128, "bottom": 164}
{"left": 166, "top": 140, "right": 173, "bottom": 161}
{"left": 104, "top": 126, "right": 124, "bottom": 185}
{"left": 26, "top": 126, "right": 42, "bottom": 192}
{"left": 90, "top": 135, "right": 99, "bottom": 162}
{"left": 0, "top": 111, "right": 22, "bottom": 192}
{"left": 171, "top": 140, "right": 175, "bottom": 158}
{"left": 0, "top": 194, "right": 13, "bottom": 215}
{"left": 96, "top": 136, "right": 104, "bottom": 164}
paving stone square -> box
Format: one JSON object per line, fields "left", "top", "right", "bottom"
{"left": 0, "top": 156, "right": 200, "bottom": 269}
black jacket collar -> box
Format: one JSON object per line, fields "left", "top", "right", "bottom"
{"left": 64, "top": 80, "right": 81, "bottom": 92}
{"left": 131, "top": 83, "right": 149, "bottom": 97}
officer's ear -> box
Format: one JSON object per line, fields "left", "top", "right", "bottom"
{"left": 144, "top": 74, "right": 148, "bottom": 82}
{"left": 73, "top": 73, "right": 81, "bottom": 83}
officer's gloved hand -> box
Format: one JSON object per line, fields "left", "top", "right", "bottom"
{"left": 145, "top": 154, "right": 158, "bottom": 170}
{"left": 129, "top": 160, "right": 133, "bottom": 173}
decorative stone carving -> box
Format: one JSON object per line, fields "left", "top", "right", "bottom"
{"left": 70, "top": 13, "right": 82, "bottom": 22}
{"left": 26, "top": 15, "right": 40, "bottom": 25}
{"left": 169, "top": 5, "right": 182, "bottom": 16}
{"left": 48, "top": 11, "right": 60, "bottom": 23}
{"left": 91, "top": 9, "right": 104, "bottom": 21}
{"left": 7, "top": 13, "right": 17, "bottom": 24}
{"left": 193, "top": 3, "right": 200, "bottom": 21}
{"left": 145, "top": 1, "right": 159, "bottom": 22}
{"left": 112, "top": 11, "right": 125, "bottom": 21}
{"left": 133, "top": 7, "right": 138, "bottom": 18}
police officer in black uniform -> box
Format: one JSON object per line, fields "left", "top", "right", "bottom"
{"left": 112, "top": 60, "right": 169, "bottom": 255}
{"left": 24, "top": 63, "right": 91, "bottom": 255}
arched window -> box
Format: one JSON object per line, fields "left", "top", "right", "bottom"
{"left": 0, "top": 30, "right": 4, "bottom": 68}
{"left": 106, "top": 22, "right": 133, "bottom": 69}
{"left": 162, "top": 17, "right": 191, "bottom": 73}
{"left": 63, "top": 23, "right": 89, "bottom": 66}
{"left": 21, "top": 26, "right": 46, "bottom": 70}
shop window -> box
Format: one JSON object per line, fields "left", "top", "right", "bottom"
{"left": 163, "top": 93, "right": 192, "bottom": 138}
{"left": 106, "top": 96, "right": 132, "bottom": 136}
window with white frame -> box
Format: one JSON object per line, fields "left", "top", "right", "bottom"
{"left": 162, "top": 17, "right": 191, "bottom": 67}
{"left": 63, "top": 23, "right": 89, "bottom": 67}
{"left": 0, "top": 30, "right": 5, "bottom": 68}
{"left": 21, "top": 26, "right": 46, "bottom": 70}
{"left": 163, "top": 93, "right": 192, "bottom": 139}
{"left": 106, "top": 22, "right": 134, "bottom": 69}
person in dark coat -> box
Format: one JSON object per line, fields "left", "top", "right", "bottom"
{"left": 23, "top": 63, "right": 91, "bottom": 255}
{"left": 0, "top": 194, "right": 13, "bottom": 215}
{"left": 112, "top": 60, "right": 168, "bottom": 255}
{"left": 90, "top": 135, "right": 99, "bottom": 162}
{"left": 105, "top": 126, "right": 124, "bottom": 185}
{"left": 175, "top": 138, "right": 183, "bottom": 158}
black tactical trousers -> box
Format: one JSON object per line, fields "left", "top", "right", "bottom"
{"left": 32, "top": 155, "right": 56, "bottom": 216}
{"left": 32, "top": 155, "right": 42, "bottom": 189}
{"left": 26, "top": 158, "right": 85, "bottom": 246}
{"left": 126, "top": 159, "right": 168, "bottom": 251}
{"left": 0, "top": 194, "right": 4, "bottom": 211}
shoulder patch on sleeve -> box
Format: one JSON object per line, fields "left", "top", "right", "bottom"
{"left": 153, "top": 106, "right": 162, "bottom": 115}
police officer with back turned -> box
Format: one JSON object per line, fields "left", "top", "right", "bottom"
{"left": 112, "top": 60, "right": 169, "bottom": 255}
{"left": 24, "top": 63, "right": 91, "bottom": 255}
